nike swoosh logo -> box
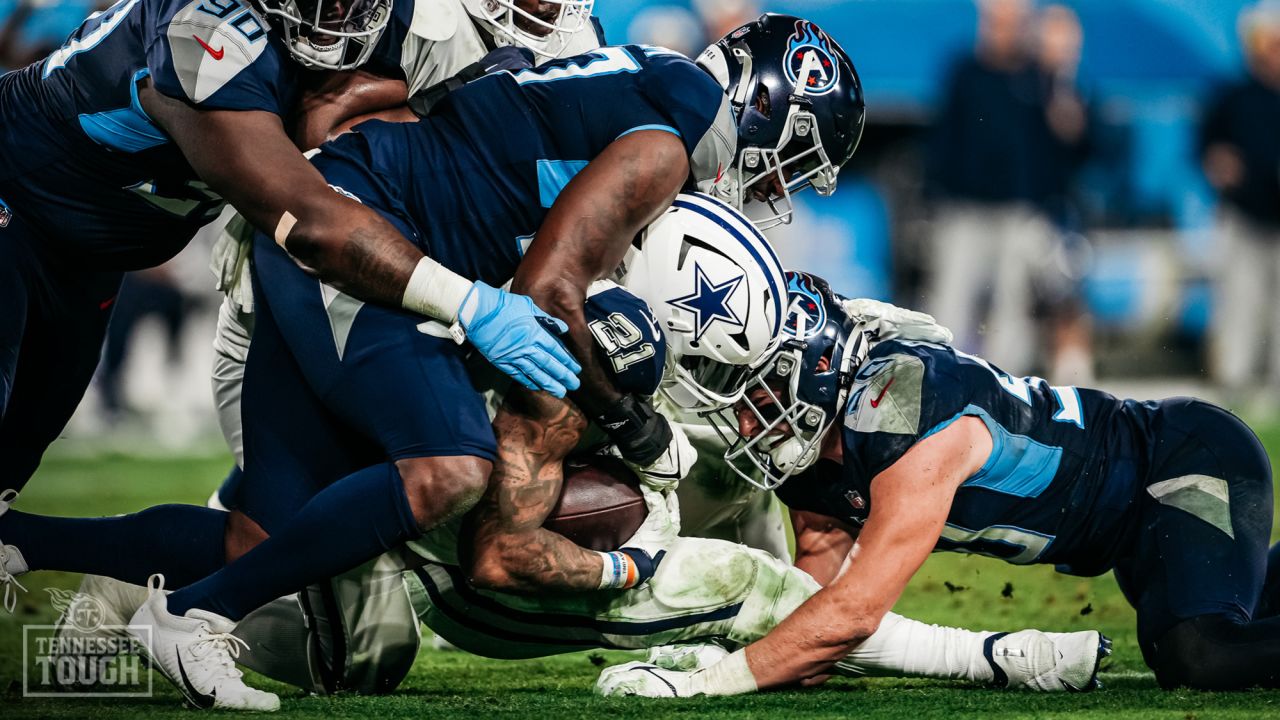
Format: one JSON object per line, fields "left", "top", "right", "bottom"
{"left": 869, "top": 377, "right": 894, "bottom": 408}
{"left": 176, "top": 649, "right": 217, "bottom": 709}
{"left": 192, "top": 35, "right": 225, "bottom": 61}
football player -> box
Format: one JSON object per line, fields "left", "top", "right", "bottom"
{"left": 210, "top": 0, "right": 607, "bottom": 465}
{"left": 0, "top": 0, "right": 591, "bottom": 492}
{"left": 50, "top": 202, "right": 1107, "bottom": 697}
{"left": 599, "top": 272, "right": 1280, "bottom": 695}
{"left": 0, "top": 15, "right": 866, "bottom": 705}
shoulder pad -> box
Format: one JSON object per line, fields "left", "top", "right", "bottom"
{"left": 844, "top": 352, "right": 926, "bottom": 436}
{"left": 409, "top": 0, "right": 457, "bottom": 41}
{"left": 165, "top": 0, "right": 272, "bottom": 103}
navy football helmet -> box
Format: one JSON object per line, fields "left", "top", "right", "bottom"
{"left": 697, "top": 14, "right": 866, "bottom": 228}
{"left": 709, "top": 271, "right": 870, "bottom": 489}
{"left": 258, "top": 0, "right": 391, "bottom": 70}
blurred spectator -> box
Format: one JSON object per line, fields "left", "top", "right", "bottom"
{"left": 1035, "top": 4, "right": 1095, "bottom": 383}
{"left": 923, "top": 0, "right": 1091, "bottom": 375}
{"left": 98, "top": 267, "right": 190, "bottom": 422}
{"left": 1201, "top": 1, "right": 1280, "bottom": 398}
{"left": 626, "top": 4, "right": 706, "bottom": 58}
{"left": 691, "top": 0, "right": 758, "bottom": 44}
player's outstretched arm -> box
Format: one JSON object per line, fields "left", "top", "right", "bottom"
{"left": 511, "top": 130, "right": 688, "bottom": 420}
{"left": 738, "top": 416, "right": 989, "bottom": 691}
{"left": 140, "top": 82, "right": 423, "bottom": 307}
{"left": 464, "top": 390, "right": 609, "bottom": 594}
{"left": 601, "top": 417, "right": 992, "bottom": 696}
{"left": 142, "top": 82, "right": 579, "bottom": 397}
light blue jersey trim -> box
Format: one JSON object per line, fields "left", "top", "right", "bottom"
{"left": 923, "top": 404, "right": 1061, "bottom": 499}
{"left": 536, "top": 159, "right": 589, "bottom": 208}
{"left": 618, "top": 124, "right": 681, "bottom": 140}
{"left": 78, "top": 68, "right": 168, "bottom": 153}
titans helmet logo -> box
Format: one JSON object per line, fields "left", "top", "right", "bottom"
{"left": 668, "top": 263, "right": 745, "bottom": 341}
{"left": 783, "top": 272, "right": 826, "bottom": 340}
{"left": 784, "top": 20, "right": 839, "bottom": 95}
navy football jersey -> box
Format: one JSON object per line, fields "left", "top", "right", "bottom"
{"left": 310, "top": 44, "right": 736, "bottom": 287}
{"left": 776, "top": 340, "right": 1157, "bottom": 576}
{"left": 0, "top": 0, "right": 417, "bottom": 270}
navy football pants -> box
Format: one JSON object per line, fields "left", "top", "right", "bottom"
{"left": 1112, "top": 398, "right": 1280, "bottom": 686}
{"left": 0, "top": 212, "right": 120, "bottom": 489}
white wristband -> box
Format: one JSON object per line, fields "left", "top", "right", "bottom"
{"left": 401, "top": 256, "right": 473, "bottom": 324}
{"left": 687, "top": 650, "right": 758, "bottom": 696}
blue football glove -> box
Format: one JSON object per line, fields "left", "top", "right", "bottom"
{"left": 457, "top": 281, "right": 582, "bottom": 398}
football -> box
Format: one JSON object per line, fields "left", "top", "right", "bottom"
{"left": 543, "top": 454, "right": 647, "bottom": 551}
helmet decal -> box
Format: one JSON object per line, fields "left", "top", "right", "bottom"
{"left": 668, "top": 262, "right": 746, "bottom": 342}
{"left": 784, "top": 20, "right": 840, "bottom": 95}
{"left": 783, "top": 272, "right": 827, "bottom": 341}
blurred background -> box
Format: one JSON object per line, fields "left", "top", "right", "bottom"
{"left": 5, "top": 0, "right": 1279, "bottom": 453}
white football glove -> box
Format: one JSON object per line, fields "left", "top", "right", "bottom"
{"left": 595, "top": 661, "right": 695, "bottom": 698}
{"left": 613, "top": 420, "right": 696, "bottom": 492}
{"left": 646, "top": 643, "right": 731, "bottom": 672}
{"left": 841, "top": 298, "right": 953, "bottom": 345}
{"left": 596, "top": 651, "right": 756, "bottom": 698}
{"left": 618, "top": 485, "right": 680, "bottom": 557}
{"left": 210, "top": 213, "right": 256, "bottom": 314}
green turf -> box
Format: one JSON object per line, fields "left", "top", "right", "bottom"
{"left": 3, "top": 431, "right": 1280, "bottom": 719}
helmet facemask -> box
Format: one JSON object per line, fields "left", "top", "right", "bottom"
{"left": 465, "top": 0, "right": 594, "bottom": 59}
{"left": 730, "top": 50, "right": 841, "bottom": 229}
{"left": 706, "top": 342, "right": 832, "bottom": 490}
{"left": 261, "top": 0, "right": 391, "bottom": 70}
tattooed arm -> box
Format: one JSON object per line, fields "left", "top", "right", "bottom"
{"left": 139, "top": 80, "right": 423, "bottom": 310}
{"left": 464, "top": 389, "right": 607, "bottom": 594}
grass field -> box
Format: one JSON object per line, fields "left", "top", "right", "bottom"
{"left": 3, "top": 433, "right": 1280, "bottom": 719}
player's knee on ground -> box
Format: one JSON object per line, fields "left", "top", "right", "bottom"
{"left": 1150, "top": 614, "right": 1280, "bottom": 690}
{"left": 396, "top": 456, "right": 490, "bottom": 532}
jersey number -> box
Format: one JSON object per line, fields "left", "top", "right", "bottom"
{"left": 512, "top": 47, "right": 641, "bottom": 85}
{"left": 588, "top": 313, "right": 655, "bottom": 374}
{"left": 43, "top": 0, "right": 142, "bottom": 78}
{"left": 953, "top": 348, "right": 1084, "bottom": 428}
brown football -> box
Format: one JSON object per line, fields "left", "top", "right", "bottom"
{"left": 543, "top": 454, "right": 647, "bottom": 551}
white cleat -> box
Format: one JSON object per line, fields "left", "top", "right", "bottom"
{"left": 0, "top": 489, "right": 29, "bottom": 613}
{"left": 985, "top": 629, "right": 1110, "bottom": 692}
{"left": 128, "top": 576, "right": 280, "bottom": 712}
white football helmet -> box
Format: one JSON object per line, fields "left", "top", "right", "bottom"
{"left": 258, "top": 0, "right": 391, "bottom": 70}
{"left": 460, "top": 0, "right": 594, "bottom": 58}
{"left": 619, "top": 193, "right": 788, "bottom": 413}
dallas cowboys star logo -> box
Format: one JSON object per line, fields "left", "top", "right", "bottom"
{"left": 668, "top": 263, "right": 745, "bottom": 341}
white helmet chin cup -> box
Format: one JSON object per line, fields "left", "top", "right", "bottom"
{"left": 617, "top": 192, "right": 788, "bottom": 414}
{"left": 460, "top": 0, "right": 594, "bottom": 58}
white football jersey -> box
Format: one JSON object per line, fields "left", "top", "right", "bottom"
{"left": 398, "top": 0, "right": 602, "bottom": 97}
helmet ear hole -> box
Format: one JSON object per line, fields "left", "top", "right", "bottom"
{"left": 754, "top": 83, "right": 772, "bottom": 119}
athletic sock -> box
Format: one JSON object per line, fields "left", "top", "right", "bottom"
{"left": 0, "top": 504, "right": 227, "bottom": 588}
{"left": 166, "top": 462, "right": 418, "bottom": 621}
